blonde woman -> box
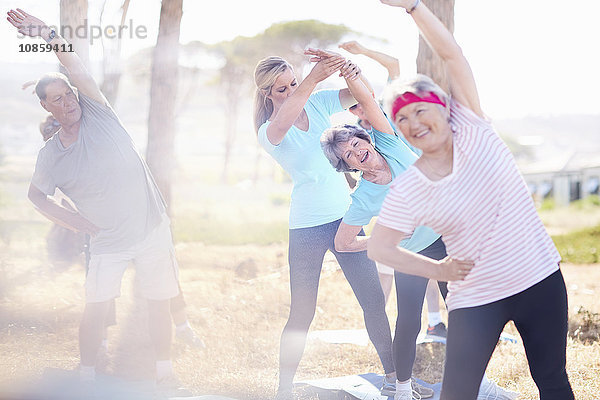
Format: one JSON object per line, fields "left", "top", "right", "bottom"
{"left": 254, "top": 54, "right": 398, "bottom": 398}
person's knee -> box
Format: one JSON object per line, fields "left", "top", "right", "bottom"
{"left": 395, "top": 314, "right": 421, "bottom": 339}
{"left": 285, "top": 307, "right": 315, "bottom": 331}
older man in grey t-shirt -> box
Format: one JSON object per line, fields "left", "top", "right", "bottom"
{"left": 7, "top": 8, "right": 181, "bottom": 388}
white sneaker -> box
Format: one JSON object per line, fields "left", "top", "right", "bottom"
{"left": 394, "top": 388, "right": 421, "bottom": 400}
{"left": 411, "top": 380, "right": 434, "bottom": 399}
{"left": 477, "top": 376, "right": 519, "bottom": 400}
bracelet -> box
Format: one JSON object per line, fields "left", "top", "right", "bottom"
{"left": 44, "top": 28, "right": 56, "bottom": 43}
{"left": 407, "top": 0, "right": 420, "bottom": 14}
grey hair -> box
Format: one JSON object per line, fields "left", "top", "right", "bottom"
{"left": 383, "top": 74, "right": 450, "bottom": 121}
{"left": 35, "top": 72, "right": 73, "bottom": 101}
{"left": 321, "top": 124, "right": 373, "bottom": 172}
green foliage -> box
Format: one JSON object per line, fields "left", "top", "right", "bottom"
{"left": 206, "top": 19, "right": 357, "bottom": 93}
{"left": 571, "top": 195, "right": 600, "bottom": 210}
{"left": 540, "top": 197, "right": 556, "bottom": 211}
{"left": 173, "top": 216, "right": 287, "bottom": 246}
{"left": 552, "top": 225, "right": 600, "bottom": 264}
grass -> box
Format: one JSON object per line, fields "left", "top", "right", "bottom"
{"left": 553, "top": 225, "right": 600, "bottom": 264}
{"left": 1, "top": 159, "right": 599, "bottom": 399}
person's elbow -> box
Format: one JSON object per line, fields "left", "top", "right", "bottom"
{"left": 27, "top": 184, "right": 46, "bottom": 206}
{"left": 367, "top": 237, "right": 381, "bottom": 262}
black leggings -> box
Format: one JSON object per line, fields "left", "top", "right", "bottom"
{"left": 441, "top": 269, "right": 574, "bottom": 400}
{"left": 393, "top": 237, "right": 448, "bottom": 381}
{"left": 278, "top": 218, "right": 394, "bottom": 390}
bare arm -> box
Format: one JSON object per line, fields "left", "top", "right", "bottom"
{"left": 7, "top": 8, "right": 106, "bottom": 105}
{"left": 266, "top": 56, "right": 346, "bottom": 146}
{"left": 28, "top": 183, "right": 99, "bottom": 236}
{"left": 380, "top": 0, "right": 483, "bottom": 117}
{"left": 334, "top": 222, "right": 368, "bottom": 252}
{"left": 305, "top": 48, "right": 374, "bottom": 110}
{"left": 339, "top": 40, "right": 400, "bottom": 80}
{"left": 368, "top": 222, "right": 473, "bottom": 281}
{"left": 343, "top": 66, "right": 395, "bottom": 135}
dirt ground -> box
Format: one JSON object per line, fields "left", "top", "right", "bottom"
{"left": 0, "top": 235, "right": 599, "bottom": 399}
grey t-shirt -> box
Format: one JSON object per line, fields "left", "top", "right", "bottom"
{"left": 31, "top": 93, "right": 166, "bottom": 255}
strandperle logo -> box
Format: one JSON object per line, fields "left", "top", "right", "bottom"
{"left": 17, "top": 19, "right": 148, "bottom": 45}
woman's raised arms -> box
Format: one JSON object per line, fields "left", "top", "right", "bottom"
{"left": 380, "top": 0, "right": 483, "bottom": 118}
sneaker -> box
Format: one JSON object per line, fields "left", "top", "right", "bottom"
{"left": 426, "top": 322, "right": 447, "bottom": 338}
{"left": 412, "top": 380, "right": 434, "bottom": 399}
{"left": 477, "top": 376, "right": 519, "bottom": 400}
{"left": 176, "top": 326, "right": 206, "bottom": 348}
{"left": 381, "top": 376, "right": 396, "bottom": 396}
{"left": 394, "top": 388, "right": 421, "bottom": 400}
{"left": 156, "top": 374, "right": 192, "bottom": 398}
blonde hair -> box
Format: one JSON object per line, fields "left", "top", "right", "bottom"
{"left": 253, "top": 56, "right": 293, "bottom": 134}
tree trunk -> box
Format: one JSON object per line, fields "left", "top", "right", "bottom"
{"left": 146, "top": 0, "right": 182, "bottom": 212}
{"left": 60, "top": 0, "right": 90, "bottom": 71}
{"left": 416, "top": 0, "right": 455, "bottom": 92}
{"left": 99, "top": 0, "right": 130, "bottom": 105}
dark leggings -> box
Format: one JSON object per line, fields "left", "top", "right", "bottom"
{"left": 278, "top": 218, "right": 394, "bottom": 389}
{"left": 441, "top": 269, "right": 573, "bottom": 400}
{"left": 393, "top": 237, "right": 448, "bottom": 381}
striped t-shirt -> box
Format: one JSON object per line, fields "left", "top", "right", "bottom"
{"left": 377, "top": 100, "right": 560, "bottom": 311}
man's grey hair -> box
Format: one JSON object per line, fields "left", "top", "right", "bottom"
{"left": 35, "top": 72, "right": 73, "bottom": 101}
{"left": 321, "top": 124, "right": 373, "bottom": 173}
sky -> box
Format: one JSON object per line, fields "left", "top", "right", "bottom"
{"left": 1, "top": 0, "right": 600, "bottom": 119}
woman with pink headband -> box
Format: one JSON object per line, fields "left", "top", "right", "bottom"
{"left": 369, "top": 1, "right": 574, "bottom": 399}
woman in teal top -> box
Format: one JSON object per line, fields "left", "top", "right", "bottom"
{"left": 320, "top": 57, "right": 449, "bottom": 399}
{"left": 253, "top": 52, "right": 396, "bottom": 398}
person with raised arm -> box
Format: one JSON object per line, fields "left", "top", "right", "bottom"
{"left": 254, "top": 52, "right": 397, "bottom": 399}
{"left": 338, "top": 41, "right": 447, "bottom": 340}
{"left": 368, "top": 1, "right": 574, "bottom": 399}
{"left": 7, "top": 8, "right": 188, "bottom": 395}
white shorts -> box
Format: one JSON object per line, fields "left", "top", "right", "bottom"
{"left": 85, "top": 215, "right": 180, "bottom": 303}
{"left": 377, "top": 262, "right": 394, "bottom": 276}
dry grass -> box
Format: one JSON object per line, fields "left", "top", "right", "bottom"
{"left": 1, "top": 160, "right": 599, "bottom": 399}
{"left": 1, "top": 231, "right": 599, "bottom": 399}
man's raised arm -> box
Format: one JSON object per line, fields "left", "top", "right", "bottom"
{"left": 7, "top": 8, "right": 106, "bottom": 104}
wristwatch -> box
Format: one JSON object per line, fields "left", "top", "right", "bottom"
{"left": 45, "top": 28, "right": 56, "bottom": 43}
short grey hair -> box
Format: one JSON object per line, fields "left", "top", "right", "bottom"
{"left": 35, "top": 72, "right": 73, "bottom": 101}
{"left": 383, "top": 74, "right": 450, "bottom": 121}
{"left": 321, "top": 124, "right": 373, "bottom": 172}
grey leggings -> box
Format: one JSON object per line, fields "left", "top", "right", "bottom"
{"left": 278, "top": 218, "right": 394, "bottom": 390}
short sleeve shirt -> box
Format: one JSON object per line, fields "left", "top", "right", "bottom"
{"left": 258, "top": 89, "right": 351, "bottom": 229}
{"left": 342, "top": 126, "right": 440, "bottom": 253}
{"left": 377, "top": 100, "right": 559, "bottom": 311}
{"left": 31, "top": 93, "right": 166, "bottom": 255}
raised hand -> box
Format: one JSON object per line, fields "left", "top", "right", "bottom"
{"left": 339, "top": 59, "right": 361, "bottom": 81}
{"left": 305, "top": 55, "right": 347, "bottom": 84}
{"left": 436, "top": 256, "right": 474, "bottom": 281}
{"left": 338, "top": 41, "right": 367, "bottom": 55}
{"left": 304, "top": 47, "right": 343, "bottom": 63}
{"left": 379, "top": 0, "right": 416, "bottom": 10}
{"left": 6, "top": 8, "right": 49, "bottom": 38}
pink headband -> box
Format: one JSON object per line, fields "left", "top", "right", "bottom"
{"left": 391, "top": 91, "right": 446, "bottom": 120}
